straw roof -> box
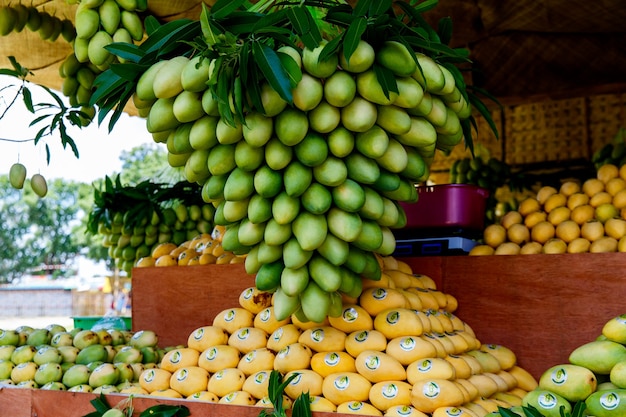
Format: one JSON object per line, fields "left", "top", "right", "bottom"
{"left": 1, "top": 0, "right": 625, "bottom": 104}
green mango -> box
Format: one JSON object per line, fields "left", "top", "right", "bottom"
{"left": 569, "top": 340, "right": 626, "bottom": 374}
{"left": 539, "top": 363, "right": 597, "bottom": 402}
{"left": 586, "top": 388, "right": 626, "bottom": 417}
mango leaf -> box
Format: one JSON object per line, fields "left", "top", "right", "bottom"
{"left": 138, "top": 404, "right": 190, "bottom": 417}
{"left": 395, "top": 1, "right": 439, "bottom": 40}
{"left": 0, "top": 68, "right": 22, "bottom": 77}
{"left": 369, "top": 0, "right": 393, "bottom": 16}
{"left": 277, "top": 51, "right": 303, "bottom": 88}
{"left": 467, "top": 92, "right": 499, "bottom": 140}
{"left": 409, "top": 0, "right": 440, "bottom": 14}
{"left": 85, "top": 393, "right": 111, "bottom": 416}
{"left": 571, "top": 401, "right": 587, "bottom": 417}
{"left": 302, "top": 7, "right": 323, "bottom": 48}
{"left": 286, "top": 6, "right": 310, "bottom": 35}
{"left": 21, "top": 86, "right": 34, "bottom": 113}
{"left": 353, "top": 0, "right": 373, "bottom": 17}
{"left": 105, "top": 42, "right": 145, "bottom": 63}
{"left": 144, "top": 15, "right": 161, "bottom": 36}
{"left": 219, "top": 11, "right": 265, "bottom": 35}
{"left": 318, "top": 35, "right": 343, "bottom": 62}
{"left": 292, "top": 392, "right": 312, "bottom": 417}
{"left": 244, "top": 68, "right": 264, "bottom": 115}
{"left": 139, "top": 19, "right": 197, "bottom": 55}
{"left": 342, "top": 16, "right": 367, "bottom": 64}
{"left": 108, "top": 62, "right": 148, "bottom": 81}
{"left": 373, "top": 63, "right": 399, "bottom": 99}
{"left": 252, "top": 41, "right": 293, "bottom": 104}
{"left": 324, "top": 6, "right": 356, "bottom": 26}
{"left": 252, "top": 9, "right": 289, "bottom": 33}
{"left": 438, "top": 16, "right": 453, "bottom": 45}
{"left": 200, "top": 4, "right": 219, "bottom": 46}
{"left": 239, "top": 41, "right": 250, "bottom": 85}
{"left": 210, "top": 0, "right": 246, "bottom": 20}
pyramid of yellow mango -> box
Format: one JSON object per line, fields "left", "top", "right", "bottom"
{"left": 137, "top": 255, "right": 537, "bottom": 417}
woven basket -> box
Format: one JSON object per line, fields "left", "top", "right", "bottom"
{"left": 504, "top": 97, "right": 588, "bottom": 165}
{"left": 588, "top": 92, "right": 626, "bottom": 152}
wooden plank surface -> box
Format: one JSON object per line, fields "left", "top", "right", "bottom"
{"left": 0, "top": 386, "right": 32, "bottom": 417}
{"left": 2, "top": 388, "right": 362, "bottom": 417}
{"left": 436, "top": 253, "right": 626, "bottom": 379}
{"left": 132, "top": 264, "right": 255, "bottom": 347}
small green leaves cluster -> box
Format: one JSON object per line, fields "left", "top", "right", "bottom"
{"left": 1, "top": 56, "right": 91, "bottom": 163}
{"left": 497, "top": 402, "right": 586, "bottom": 417}
{"left": 259, "top": 370, "right": 312, "bottom": 417}
{"left": 87, "top": 175, "right": 205, "bottom": 233}
{"left": 83, "top": 393, "right": 190, "bottom": 417}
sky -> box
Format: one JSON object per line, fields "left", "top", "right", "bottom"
{"left": 0, "top": 75, "right": 154, "bottom": 183}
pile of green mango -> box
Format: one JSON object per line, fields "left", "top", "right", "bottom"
{"left": 88, "top": 178, "right": 215, "bottom": 275}
{"left": 0, "top": 325, "right": 161, "bottom": 393}
{"left": 502, "top": 314, "right": 626, "bottom": 417}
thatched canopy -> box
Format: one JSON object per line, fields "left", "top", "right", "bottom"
{"left": 1, "top": 0, "right": 625, "bottom": 104}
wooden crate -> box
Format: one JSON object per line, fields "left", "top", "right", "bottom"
{"left": 133, "top": 253, "right": 626, "bottom": 380}
{"left": 131, "top": 264, "right": 255, "bottom": 347}
{"left": 401, "top": 253, "right": 626, "bottom": 380}
{"left": 0, "top": 386, "right": 354, "bottom": 417}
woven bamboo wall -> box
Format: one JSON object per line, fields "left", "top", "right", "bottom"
{"left": 430, "top": 90, "right": 626, "bottom": 184}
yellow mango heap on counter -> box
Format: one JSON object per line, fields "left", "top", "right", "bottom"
{"left": 472, "top": 164, "right": 626, "bottom": 256}
{"left": 142, "top": 255, "right": 538, "bottom": 416}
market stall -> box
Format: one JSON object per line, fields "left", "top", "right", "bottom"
{"left": 1, "top": 1, "right": 626, "bottom": 417}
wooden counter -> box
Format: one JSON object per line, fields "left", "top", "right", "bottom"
{"left": 132, "top": 253, "right": 626, "bottom": 380}
{"left": 403, "top": 253, "right": 626, "bottom": 380}
{"left": 131, "top": 263, "right": 255, "bottom": 347}
{"left": 0, "top": 386, "right": 351, "bottom": 417}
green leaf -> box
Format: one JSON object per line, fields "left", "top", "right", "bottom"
{"left": 342, "top": 16, "right": 368, "bottom": 64}
{"left": 251, "top": 41, "right": 293, "bottom": 104}
{"left": 211, "top": 0, "right": 246, "bottom": 19}
{"left": 244, "top": 67, "right": 264, "bottom": 114}
{"left": 88, "top": 393, "right": 111, "bottom": 414}
{"left": 45, "top": 143, "right": 51, "bottom": 165}
{"left": 292, "top": 392, "right": 312, "bottom": 417}
{"left": 286, "top": 6, "right": 310, "bottom": 35}
{"left": 251, "top": 9, "right": 289, "bottom": 33}
{"left": 324, "top": 6, "right": 356, "bottom": 27}
{"left": 369, "top": 0, "right": 393, "bottom": 16}
{"left": 139, "top": 19, "right": 197, "bottom": 55}
{"left": 29, "top": 114, "right": 51, "bottom": 128}
{"left": 21, "top": 87, "right": 34, "bottom": 113}
{"left": 373, "top": 63, "right": 399, "bottom": 99}
{"left": 277, "top": 51, "right": 302, "bottom": 88}
{"left": 460, "top": 119, "right": 474, "bottom": 156}
{"left": 215, "top": 65, "right": 235, "bottom": 126}
{"left": 108, "top": 62, "right": 149, "bottom": 81}
{"left": 105, "top": 42, "right": 145, "bottom": 63}
{"left": 438, "top": 16, "right": 453, "bottom": 45}
{"left": 353, "top": 0, "right": 373, "bottom": 17}
{"left": 200, "top": 4, "right": 219, "bottom": 46}
{"left": 410, "top": 0, "right": 440, "bottom": 14}
{"left": 0, "top": 68, "right": 22, "bottom": 77}
{"left": 318, "top": 35, "right": 343, "bottom": 62}
{"left": 219, "top": 11, "right": 265, "bottom": 35}
{"left": 571, "top": 401, "right": 587, "bottom": 417}
{"left": 138, "top": 404, "right": 190, "bottom": 417}
{"left": 144, "top": 15, "right": 161, "bottom": 36}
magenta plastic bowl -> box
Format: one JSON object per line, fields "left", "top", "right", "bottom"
{"left": 398, "top": 184, "right": 490, "bottom": 231}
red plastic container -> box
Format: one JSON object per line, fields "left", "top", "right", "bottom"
{"left": 399, "top": 184, "right": 490, "bottom": 232}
